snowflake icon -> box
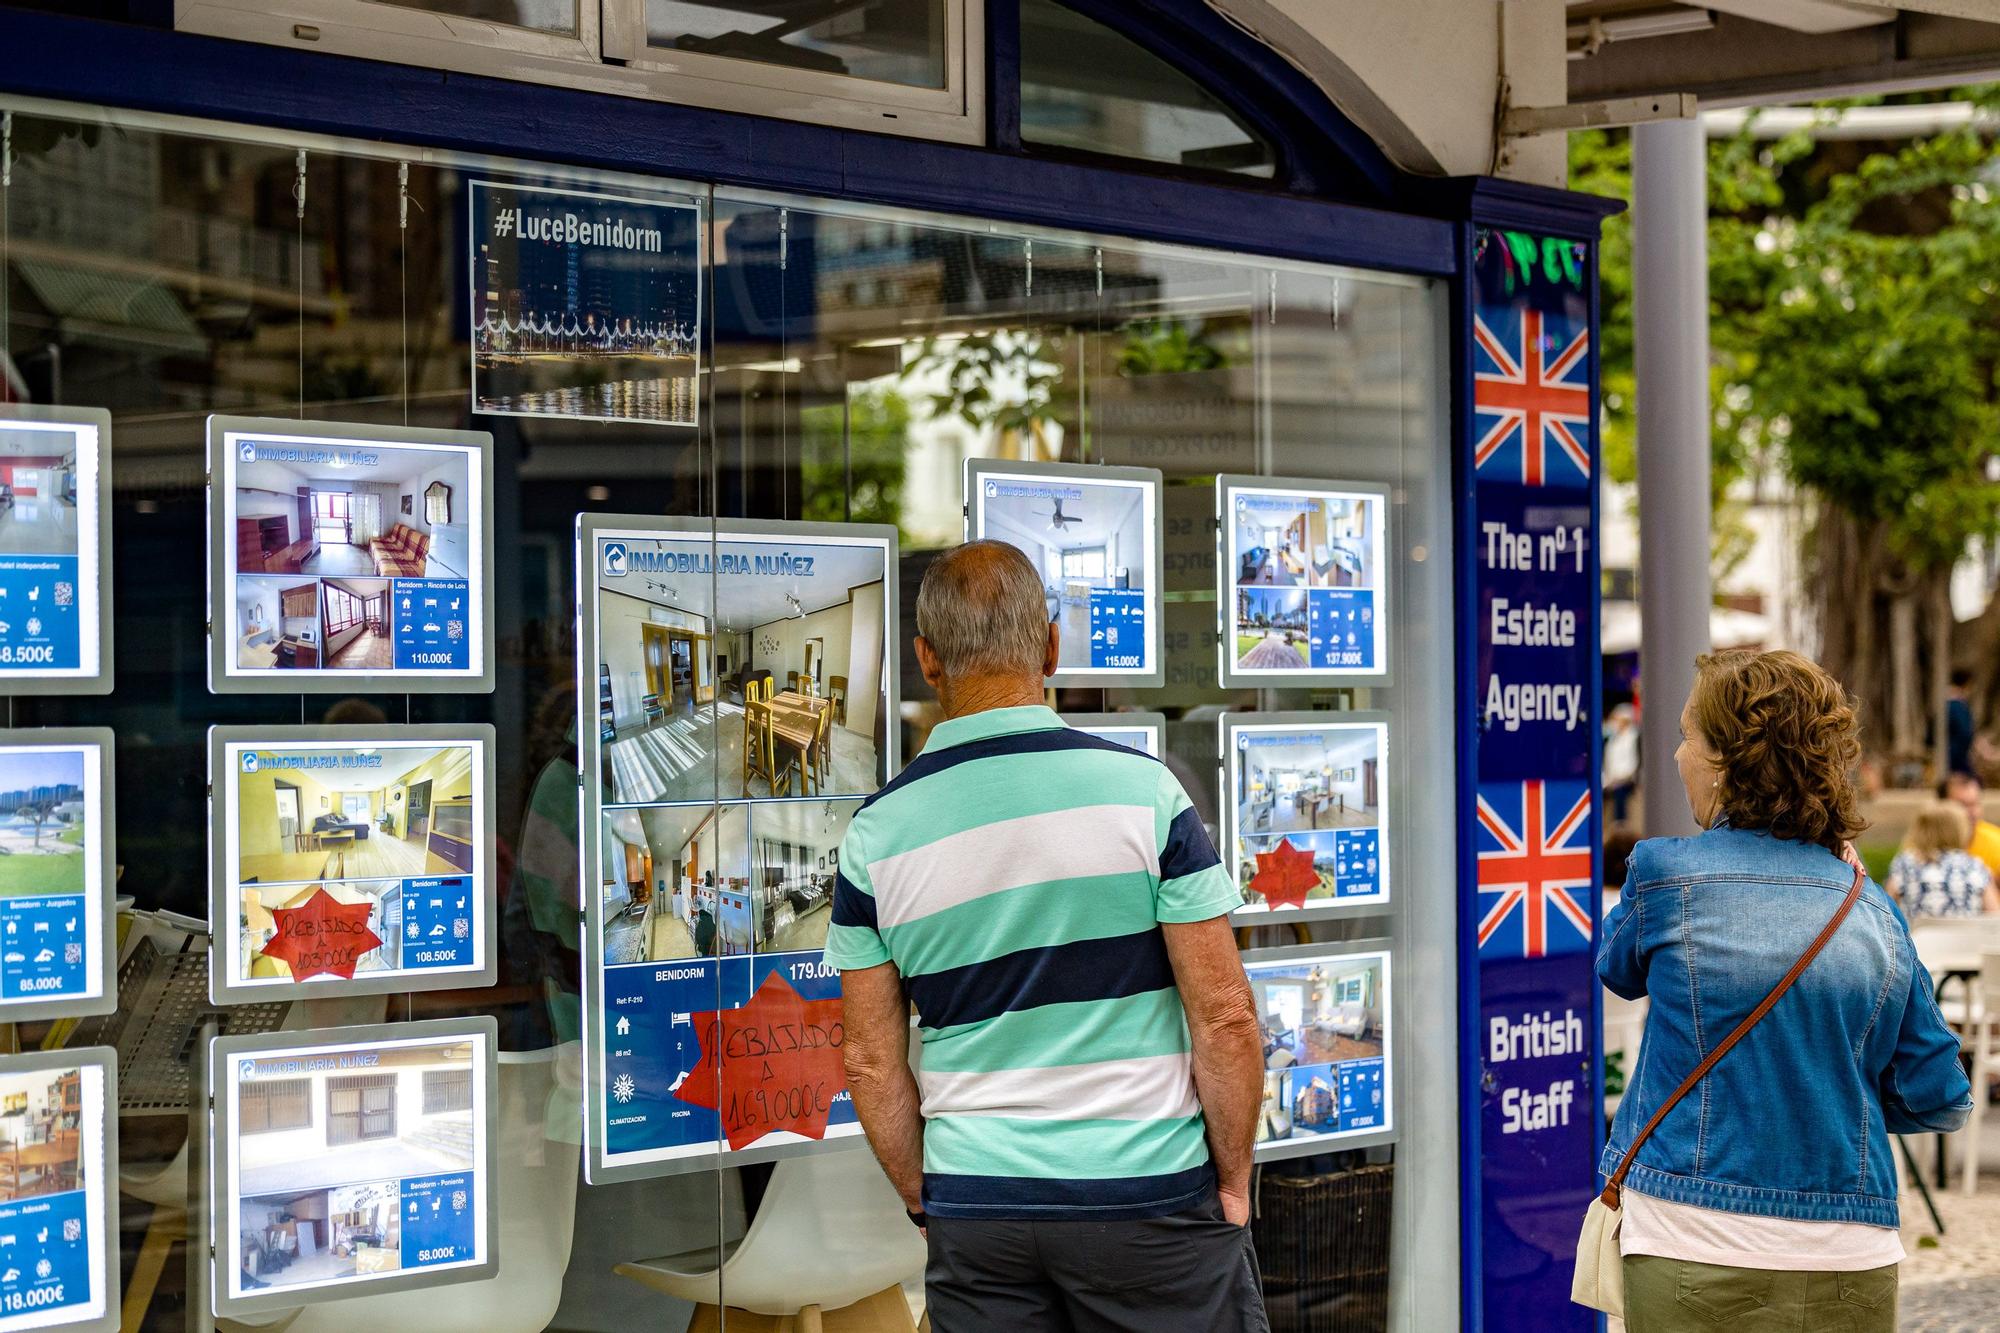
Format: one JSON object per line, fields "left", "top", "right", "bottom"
{"left": 34, "top": 1259, "right": 49, "bottom": 1280}
{"left": 407, "top": 922, "right": 420, "bottom": 939}
{"left": 611, "top": 1072, "right": 636, "bottom": 1104}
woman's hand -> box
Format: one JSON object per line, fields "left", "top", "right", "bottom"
{"left": 1838, "top": 841, "right": 1864, "bottom": 873}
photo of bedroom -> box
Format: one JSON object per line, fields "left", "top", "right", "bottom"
{"left": 231, "top": 442, "right": 470, "bottom": 581}
{"left": 233, "top": 745, "right": 476, "bottom": 888}
{"left": 0, "top": 1065, "right": 83, "bottom": 1203}
{"left": 234, "top": 879, "right": 401, "bottom": 982}
{"left": 974, "top": 473, "right": 1150, "bottom": 674}
{"left": 1251, "top": 954, "right": 1386, "bottom": 1072}
{"left": 595, "top": 535, "right": 890, "bottom": 806}
{"left": 0, "top": 747, "right": 86, "bottom": 897}
{"left": 599, "top": 804, "right": 750, "bottom": 964}
{"left": 1235, "top": 728, "right": 1381, "bottom": 837}
{"left": 750, "top": 798, "right": 857, "bottom": 955}
{"left": 233, "top": 1038, "right": 476, "bottom": 1292}
{"left": 1234, "top": 587, "right": 1307, "bottom": 670}
{"left": 0, "top": 424, "right": 82, "bottom": 559}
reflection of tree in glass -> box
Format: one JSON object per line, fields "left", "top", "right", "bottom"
{"left": 905, "top": 329, "right": 1076, "bottom": 461}
{"left": 801, "top": 386, "right": 911, "bottom": 541}
{"left": 1114, "top": 318, "right": 1229, "bottom": 377}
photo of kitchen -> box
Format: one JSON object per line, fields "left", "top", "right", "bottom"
{"left": 1250, "top": 953, "right": 1386, "bottom": 1072}
{"left": 974, "top": 473, "right": 1149, "bottom": 673}
{"left": 233, "top": 744, "right": 477, "bottom": 888}
{"left": 234, "top": 576, "right": 321, "bottom": 671}
{"left": 1235, "top": 727, "right": 1381, "bottom": 837}
{"left": 595, "top": 535, "right": 890, "bottom": 806}
{"left": 233, "top": 1037, "right": 476, "bottom": 1291}
{"left": 0, "top": 422, "right": 84, "bottom": 559}
{"left": 0, "top": 1065, "right": 83, "bottom": 1202}
{"left": 233, "top": 879, "right": 401, "bottom": 982}
{"left": 599, "top": 803, "right": 750, "bottom": 963}
{"left": 231, "top": 440, "right": 471, "bottom": 581}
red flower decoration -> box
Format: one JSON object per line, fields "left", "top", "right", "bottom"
{"left": 259, "top": 887, "right": 383, "bottom": 981}
{"left": 1248, "top": 837, "right": 1319, "bottom": 910}
{"left": 674, "top": 971, "right": 848, "bottom": 1151}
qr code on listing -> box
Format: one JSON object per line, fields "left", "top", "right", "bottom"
{"left": 62, "top": 1219, "right": 79, "bottom": 1243}
{"left": 446, "top": 619, "right": 465, "bottom": 641}
{"left": 63, "top": 943, "right": 80, "bottom": 965}
{"left": 53, "top": 582, "right": 73, "bottom": 608}
{"left": 453, "top": 918, "right": 469, "bottom": 939}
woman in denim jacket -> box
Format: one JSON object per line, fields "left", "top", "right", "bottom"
{"left": 1600, "top": 649, "right": 1971, "bottom": 1331}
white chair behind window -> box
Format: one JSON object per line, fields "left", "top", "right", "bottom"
{"left": 1961, "top": 953, "right": 2000, "bottom": 1194}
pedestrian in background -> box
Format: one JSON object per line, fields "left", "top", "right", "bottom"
{"left": 1888, "top": 801, "right": 1999, "bottom": 918}
{"left": 1597, "top": 649, "right": 1969, "bottom": 1332}
{"left": 1939, "top": 770, "right": 2000, "bottom": 879}
{"left": 832, "top": 540, "right": 1268, "bottom": 1333}
{"left": 1947, "top": 668, "right": 1976, "bottom": 778}
{"left": 1603, "top": 702, "right": 1640, "bottom": 827}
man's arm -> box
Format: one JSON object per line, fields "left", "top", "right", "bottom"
{"left": 1162, "top": 915, "right": 1265, "bottom": 1226}
{"left": 840, "top": 960, "right": 925, "bottom": 1214}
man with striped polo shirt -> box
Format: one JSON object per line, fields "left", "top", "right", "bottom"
{"left": 831, "top": 540, "right": 1268, "bottom": 1332}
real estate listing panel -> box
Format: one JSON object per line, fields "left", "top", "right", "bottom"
{"left": 0, "top": 731, "right": 113, "bottom": 1019}
{"left": 1220, "top": 476, "right": 1389, "bottom": 685}
{"left": 588, "top": 523, "right": 896, "bottom": 807}
{"left": 0, "top": 405, "right": 110, "bottom": 692}
{"left": 1248, "top": 948, "right": 1392, "bottom": 1155}
{"left": 0, "top": 1048, "right": 115, "bottom": 1333}
{"left": 1227, "top": 715, "right": 1391, "bottom": 917}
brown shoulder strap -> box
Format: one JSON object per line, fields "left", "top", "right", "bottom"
{"left": 1601, "top": 864, "right": 1864, "bottom": 1208}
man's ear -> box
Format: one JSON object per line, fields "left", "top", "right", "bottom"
{"left": 1043, "top": 620, "right": 1060, "bottom": 680}
{"left": 914, "top": 635, "right": 945, "bottom": 691}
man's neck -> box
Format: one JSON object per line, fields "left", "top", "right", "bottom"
{"left": 938, "top": 673, "right": 1047, "bottom": 720}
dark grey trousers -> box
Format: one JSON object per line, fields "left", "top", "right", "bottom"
{"left": 923, "top": 1191, "right": 1270, "bottom": 1332}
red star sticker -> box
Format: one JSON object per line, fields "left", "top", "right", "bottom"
{"left": 1248, "top": 837, "right": 1320, "bottom": 910}
{"left": 674, "top": 971, "right": 847, "bottom": 1151}
{"left": 258, "top": 887, "right": 383, "bottom": 981}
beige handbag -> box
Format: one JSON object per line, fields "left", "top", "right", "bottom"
{"left": 1572, "top": 865, "right": 1863, "bottom": 1316}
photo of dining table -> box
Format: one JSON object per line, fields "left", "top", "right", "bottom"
{"left": 745, "top": 690, "right": 831, "bottom": 797}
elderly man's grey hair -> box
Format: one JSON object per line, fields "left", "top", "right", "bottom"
{"left": 916, "top": 540, "right": 1051, "bottom": 679}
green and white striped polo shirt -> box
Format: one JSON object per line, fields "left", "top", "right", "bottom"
{"left": 826, "top": 705, "right": 1239, "bottom": 1220}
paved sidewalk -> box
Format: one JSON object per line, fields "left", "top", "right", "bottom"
{"left": 1898, "top": 1105, "right": 2000, "bottom": 1328}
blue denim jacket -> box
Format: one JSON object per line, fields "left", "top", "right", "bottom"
{"left": 1599, "top": 824, "right": 1972, "bottom": 1226}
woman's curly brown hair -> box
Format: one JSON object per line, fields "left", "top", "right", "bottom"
{"left": 1689, "top": 649, "right": 1865, "bottom": 851}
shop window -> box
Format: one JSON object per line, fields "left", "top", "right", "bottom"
{"left": 365, "top": 0, "right": 579, "bottom": 33}
{"left": 1019, "top": 0, "right": 1276, "bottom": 178}
{"left": 643, "top": 0, "right": 947, "bottom": 89}
{"left": 240, "top": 1079, "right": 312, "bottom": 1135}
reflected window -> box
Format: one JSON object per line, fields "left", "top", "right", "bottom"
{"left": 646, "top": 0, "right": 948, "bottom": 89}
{"left": 368, "top": 0, "right": 578, "bottom": 33}
{"left": 1020, "top": 0, "right": 1276, "bottom": 178}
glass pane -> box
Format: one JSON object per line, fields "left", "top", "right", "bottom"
{"left": 1020, "top": 0, "right": 1276, "bottom": 178}
{"left": 647, "top": 0, "right": 948, "bottom": 89}
{"left": 370, "top": 0, "right": 580, "bottom": 34}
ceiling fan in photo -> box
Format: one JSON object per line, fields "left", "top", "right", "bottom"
{"left": 1039, "top": 498, "right": 1084, "bottom": 532}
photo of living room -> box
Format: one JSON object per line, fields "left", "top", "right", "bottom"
{"left": 0, "top": 1064, "right": 84, "bottom": 1203}
{"left": 599, "top": 803, "right": 750, "bottom": 964}
{"left": 1234, "top": 587, "right": 1307, "bottom": 670}
{"left": 750, "top": 798, "right": 857, "bottom": 955}
{"left": 233, "top": 744, "right": 477, "bottom": 888}
{"left": 319, "top": 577, "right": 392, "bottom": 670}
{"left": 1235, "top": 727, "right": 1381, "bottom": 837}
{"left": 0, "top": 423, "right": 83, "bottom": 558}
{"left": 233, "top": 1037, "right": 476, "bottom": 1292}
{"left": 231, "top": 441, "right": 470, "bottom": 581}
{"left": 233, "top": 879, "right": 401, "bottom": 982}
{"left": 1233, "top": 494, "right": 1328, "bottom": 589}
{"left": 0, "top": 746, "right": 86, "bottom": 897}
{"left": 975, "top": 474, "right": 1149, "bottom": 673}
{"left": 595, "top": 536, "right": 889, "bottom": 806}
{"left": 1250, "top": 954, "right": 1386, "bottom": 1072}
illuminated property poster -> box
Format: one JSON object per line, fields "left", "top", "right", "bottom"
{"left": 578, "top": 515, "right": 898, "bottom": 1182}
{"left": 207, "top": 726, "right": 496, "bottom": 1004}
{"left": 1224, "top": 712, "right": 1390, "bottom": 919}
{"left": 209, "top": 1019, "right": 497, "bottom": 1318}
{"left": 470, "top": 181, "right": 701, "bottom": 426}
{"left": 1218, "top": 475, "right": 1389, "bottom": 687}
{"left": 0, "top": 407, "right": 111, "bottom": 694}
{"left": 206, "top": 417, "right": 494, "bottom": 694}
{"left": 0, "top": 1048, "right": 117, "bottom": 1333}
{"left": 1247, "top": 946, "right": 1394, "bottom": 1160}
{"left": 0, "top": 731, "right": 114, "bottom": 1022}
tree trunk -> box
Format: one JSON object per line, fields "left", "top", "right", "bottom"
{"left": 1888, "top": 593, "right": 1921, "bottom": 756}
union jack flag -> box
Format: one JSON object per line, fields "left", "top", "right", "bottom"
{"left": 1473, "top": 306, "right": 1591, "bottom": 487}
{"left": 1476, "top": 779, "right": 1594, "bottom": 959}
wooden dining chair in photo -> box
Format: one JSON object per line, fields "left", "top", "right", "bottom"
{"left": 829, "top": 675, "right": 847, "bottom": 726}
{"left": 744, "top": 699, "right": 773, "bottom": 793}
{"left": 787, "top": 670, "right": 801, "bottom": 694}
{"left": 805, "top": 701, "right": 836, "bottom": 793}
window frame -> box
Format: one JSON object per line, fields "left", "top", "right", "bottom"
{"left": 174, "top": 0, "right": 985, "bottom": 146}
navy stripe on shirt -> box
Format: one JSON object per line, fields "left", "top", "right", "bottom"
{"left": 903, "top": 929, "right": 1176, "bottom": 1031}
{"left": 859, "top": 726, "right": 1159, "bottom": 813}
{"left": 830, "top": 870, "right": 875, "bottom": 932}
{"left": 1160, "top": 803, "right": 1221, "bottom": 880}
{"left": 924, "top": 1162, "right": 1215, "bottom": 1219}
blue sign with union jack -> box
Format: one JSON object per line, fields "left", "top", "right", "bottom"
{"left": 1476, "top": 779, "right": 1594, "bottom": 959}
{"left": 1473, "top": 304, "right": 1591, "bottom": 488}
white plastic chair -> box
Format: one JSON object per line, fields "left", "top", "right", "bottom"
{"left": 614, "top": 1144, "right": 926, "bottom": 1327}
{"left": 1961, "top": 954, "right": 2000, "bottom": 1195}
{"left": 223, "top": 1043, "right": 582, "bottom": 1333}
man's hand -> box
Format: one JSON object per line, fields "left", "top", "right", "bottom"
{"left": 1162, "top": 915, "right": 1264, "bottom": 1227}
